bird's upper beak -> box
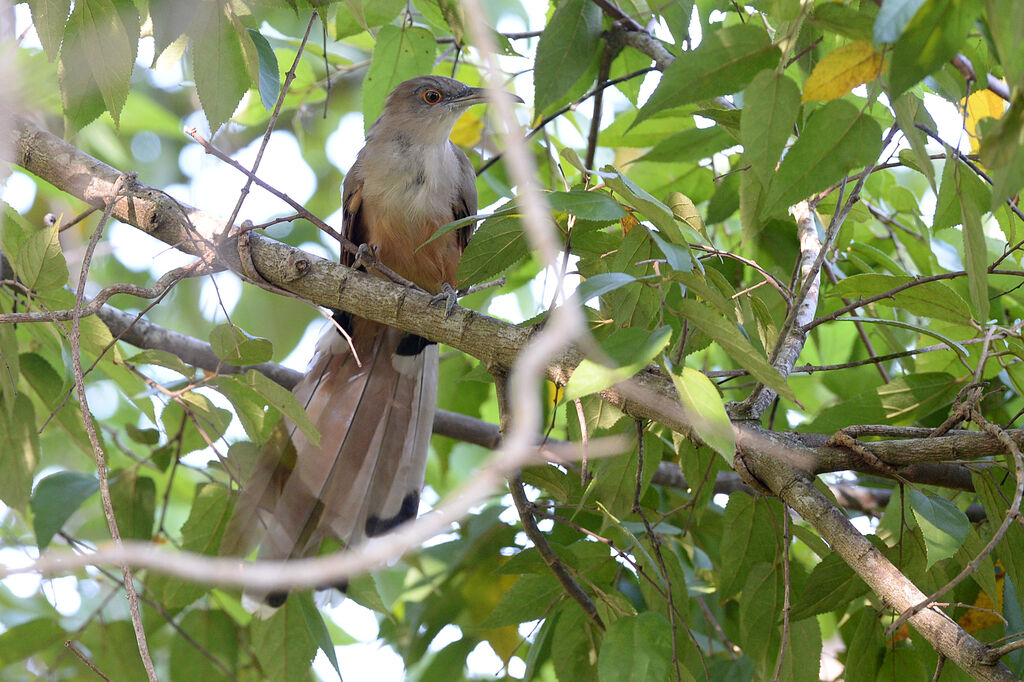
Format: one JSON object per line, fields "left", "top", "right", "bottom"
{"left": 454, "top": 87, "right": 525, "bottom": 107}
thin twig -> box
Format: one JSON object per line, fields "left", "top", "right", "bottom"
{"left": 67, "top": 175, "right": 157, "bottom": 681}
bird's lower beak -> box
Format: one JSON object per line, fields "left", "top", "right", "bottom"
{"left": 457, "top": 87, "right": 524, "bottom": 106}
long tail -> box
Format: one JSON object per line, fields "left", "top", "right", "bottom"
{"left": 223, "top": 317, "right": 437, "bottom": 600}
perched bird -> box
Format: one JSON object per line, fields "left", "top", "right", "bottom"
{"left": 224, "top": 76, "right": 521, "bottom": 607}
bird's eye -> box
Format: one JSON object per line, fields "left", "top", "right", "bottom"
{"left": 421, "top": 89, "right": 443, "bottom": 104}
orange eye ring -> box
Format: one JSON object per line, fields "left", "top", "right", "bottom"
{"left": 421, "top": 89, "right": 443, "bottom": 104}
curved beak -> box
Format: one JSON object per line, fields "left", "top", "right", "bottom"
{"left": 454, "top": 87, "right": 525, "bottom": 107}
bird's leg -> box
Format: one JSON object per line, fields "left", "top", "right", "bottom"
{"left": 350, "top": 243, "right": 379, "bottom": 273}
{"left": 429, "top": 282, "right": 459, "bottom": 319}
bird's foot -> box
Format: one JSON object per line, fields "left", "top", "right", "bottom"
{"left": 429, "top": 282, "right": 459, "bottom": 319}
{"left": 351, "top": 243, "right": 379, "bottom": 272}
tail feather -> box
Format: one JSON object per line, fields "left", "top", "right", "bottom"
{"left": 223, "top": 319, "right": 438, "bottom": 592}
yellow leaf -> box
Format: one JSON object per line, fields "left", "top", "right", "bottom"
{"left": 451, "top": 109, "right": 484, "bottom": 147}
{"left": 802, "top": 40, "right": 885, "bottom": 102}
{"left": 958, "top": 569, "right": 1004, "bottom": 633}
{"left": 962, "top": 87, "right": 1007, "bottom": 155}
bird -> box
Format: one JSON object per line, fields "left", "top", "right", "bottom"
{"left": 222, "top": 76, "right": 521, "bottom": 607}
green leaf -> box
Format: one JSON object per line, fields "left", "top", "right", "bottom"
{"left": 110, "top": 470, "right": 155, "bottom": 541}
{"left": 31, "top": 471, "right": 99, "bottom": 550}
{"left": 892, "top": 94, "right": 937, "bottom": 188}
{"left": 362, "top": 24, "right": 436, "bottom": 131}
{"left": 887, "top": 0, "right": 984, "bottom": 97}
{"left": 838, "top": 317, "right": 969, "bottom": 358}
{"left": 63, "top": 0, "right": 139, "bottom": 126}
{"left": 209, "top": 323, "right": 274, "bottom": 365}
{"left": 190, "top": 0, "right": 251, "bottom": 131}
{"left": 250, "top": 598, "right": 318, "bottom": 681}
{"left": 739, "top": 562, "right": 781, "bottom": 669}
{"left": 552, "top": 604, "right": 600, "bottom": 682}
{"left": 0, "top": 394, "right": 40, "bottom": 512}
{"left": 247, "top": 28, "right": 281, "bottom": 112}
{"left": 127, "top": 349, "right": 194, "bottom": 378}
{"left": 649, "top": 228, "right": 695, "bottom": 272}
{"left": 671, "top": 366, "right": 735, "bottom": 461}
{"left": 597, "top": 612, "right": 674, "bottom": 682}
{"left": 15, "top": 221, "right": 69, "bottom": 292}
{"left": 635, "top": 125, "right": 735, "bottom": 164}
{"left": 874, "top": 0, "right": 929, "bottom": 43}
{"left": 0, "top": 323, "right": 19, "bottom": 417}
{"left": 576, "top": 272, "right": 637, "bottom": 303}
{"left": 933, "top": 152, "right": 990, "bottom": 231}
{"left": 636, "top": 23, "right": 780, "bottom": 124}
{"left": 741, "top": 71, "right": 801, "bottom": 188}
{"left": 563, "top": 326, "right": 672, "bottom": 401}
{"left": 762, "top": 100, "right": 883, "bottom": 218}
{"left": 676, "top": 299, "right": 795, "bottom": 401}
{"left": 456, "top": 212, "right": 527, "bottom": 287}
{"left": 986, "top": 0, "right": 1024, "bottom": 87}
{"left": 480, "top": 573, "right": 561, "bottom": 628}
{"left": 829, "top": 274, "right": 971, "bottom": 324}
{"left": 790, "top": 551, "right": 871, "bottom": 620}
{"left": 599, "top": 165, "right": 694, "bottom": 256}
{"left": 0, "top": 618, "right": 67, "bottom": 666}
{"left": 170, "top": 610, "right": 238, "bottom": 681}
{"left": 534, "top": 0, "right": 603, "bottom": 115}
{"left": 958, "top": 165, "right": 991, "bottom": 322}
{"left": 298, "top": 593, "right": 342, "bottom": 679}
{"left": 907, "top": 488, "right": 969, "bottom": 568}
{"left": 547, "top": 190, "right": 626, "bottom": 221}
{"left": 718, "top": 495, "right": 780, "bottom": 598}
{"left": 151, "top": 0, "right": 201, "bottom": 62}
{"left": 153, "top": 484, "right": 234, "bottom": 608}
{"left": 242, "top": 369, "right": 319, "bottom": 446}
{"left": 811, "top": 2, "right": 877, "bottom": 40}
{"left": 26, "top": 0, "right": 70, "bottom": 61}
{"left": 843, "top": 607, "right": 885, "bottom": 681}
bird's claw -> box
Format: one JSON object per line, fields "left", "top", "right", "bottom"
{"left": 351, "top": 243, "right": 378, "bottom": 272}
{"left": 429, "top": 282, "right": 459, "bottom": 319}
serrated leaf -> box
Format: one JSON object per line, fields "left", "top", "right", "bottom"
{"left": 636, "top": 23, "right": 780, "bottom": 125}
{"left": 31, "top": 471, "right": 99, "bottom": 550}
{"left": 65, "top": 0, "right": 139, "bottom": 126}
{"left": 790, "top": 551, "right": 870, "bottom": 620}
{"left": 15, "top": 222, "right": 69, "bottom": 292}
{"left": 534, "top": 0, "right": 602, "bottom": 115}
{"left": 874, "top": 0, "right": 929, "bottom": 43}
{"left": 170, "top": 610, "right": 238, "bottom": 680}
{"left": 563, "top": 326, "right": 672, "bottom": 401}
{"left": 958, "top": 166, "right": 990, "bottom": 322}
{"left": 718, "top": 495, "right": 780, "bottom": 598}
{"left": 209, "top": 323, "right": 274, "bottom": 365}
{"left": 127, "top": 349, "right": 193, "bottom": 378}
{"left": 190, "top": 0, "right": 250, "bottom": 131}
{"left": 829, "top": 274, "right": 971, "bottom": 324}
{"left": 671, "top": 367, "right": 735, "bottom": 461}
{"left": 575, "top": 272, "right": 637, "bottom": 303}
{"left": 0, "top": 618, "right": 67, "bottom": 665}
{"left": 247, "top": 28, "right": 280, "bottom": 112}
{"left": 242, "top": 369, "right": 319, "bottom": 446}
{"left": 480, "top": 573, "right": 561, "bottom": 629}
{"left": 597, "top": 612, "right": 673, "bottom": 682}
{"left": 250, "top": 598, "right": 317, "bottom": 680}
{"left": 908, "top": 488, "right": 969, "bottom": 568}
{"left": 739, "top": 562, "right": 781, "bottom": 669}
{"left": 803, "top": 41, "right": 885, "bottom": 102}
{"left": 676, "top": 299, "right": 795, "bottom": 401}
{"left": 362, "top": 24, "right": 436, "bottom": 132}
{"left": 887, "top": 0, "right": 983, "bottom": 97}
{"left": 547, "top": 190, "right": 626, "bottom": 221}
{"left": 456, "top": 212, "right": 527, "bottom": 287}
{"left": 110, "top": 470, "right": 155, "bottom": 541}
{"left": 298, "top": 593, "right": 342, "bottom": 679}
{"left": 27, "top": 0, "right": 70, "bottom": 61}
{"left": 762, "top": 100, "right": 882, "bottom": 218}
{"left": 151, "top": 0, "right": 201, "bottom": 62}
{"left": 635, "top": 126, "right": 735, "bottom": 164}
{"left": 0, "top": 394, "right": 40, "bottom": 512}
{"left": 741, "top": 70, "right": 800, "bottom": 188}
{"left": 599, "top": 165, "right": 694, "bottom": 257}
